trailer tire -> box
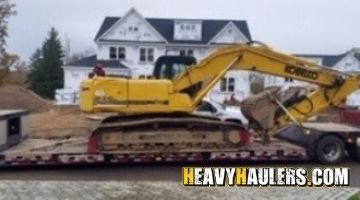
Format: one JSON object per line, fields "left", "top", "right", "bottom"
{"left": 348, "top": 145, "right": 360, "bottom": 162}
{"left": 315, "top": 135, "right": 345, "bottom": 164}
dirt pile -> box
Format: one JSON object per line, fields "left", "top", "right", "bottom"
{"left": 29, "top": 106, "right": 102, "bottom": 139}
{"left": 0, "top": 86, "right": 110, "bottom": 139}
{"left": 0, "top": 86, "right": 52, "bottom": 112}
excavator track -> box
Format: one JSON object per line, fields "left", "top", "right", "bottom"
{"left": 88, "top": 113, "right": 247, "bottom": 153}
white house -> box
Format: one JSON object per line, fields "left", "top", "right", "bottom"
{"left": 56, "top": 8, "right": 253, "bottom": 105}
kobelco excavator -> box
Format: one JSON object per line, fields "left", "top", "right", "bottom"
{"left": 80, "top": 42, "right": 360, "bottom": 163}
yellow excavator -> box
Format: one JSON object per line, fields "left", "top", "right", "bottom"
{"left": 80, "top": 42, "right": 360, "bottom": 163}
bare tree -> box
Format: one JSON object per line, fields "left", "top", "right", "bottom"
{"left": 62, "top": 36, "right": 96, "bottom": 64}
{"left": 2, "top": 58, "right": 28, "bottom": 86}
{"left": 0, "top": 0, "right": 16, "bottom": 85}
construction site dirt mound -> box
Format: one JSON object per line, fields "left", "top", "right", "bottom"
{"left": 30, "top": 107, "right": 99, "bottom": 139}
{"left": 0, "top": 86, "right": 52, "bottom": 113}
{"left": 29, "top": 106, "right": 115, "bottom": 139}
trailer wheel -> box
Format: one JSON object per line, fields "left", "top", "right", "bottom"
{"left": 348, "top": 145, "right": 360, "bottom": 162}
{"left": 315, "top": 135, "right": 345, "bottom": 164}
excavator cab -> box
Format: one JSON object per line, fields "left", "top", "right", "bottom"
{"left": 153, "top": 56, "right": 202, "bottom": 98}
{"left": 153, "top": 56, "right": 196, "bottom": 79}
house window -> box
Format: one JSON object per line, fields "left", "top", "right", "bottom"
{"left": 180, "top": 50, "right": 186, "bottom": 56}
{"left": 148, "top": 48, "right": 154, "bottom": 62}
{"left": 139, "top": 74, "right": 153, "bottom": 79}
{"left": 109, "top": 47, "right": 126, "bottom": 59}
{"left": 220, "top": 77, "right": 235, "bottom": 92}
{"left": 140, "top": 47, "right": 154, "bottom": 62}
{"left": 118, "top": 47, "right": 126, "bottom": 59}
{"left": 187, "top": 49, "right": 194, "bottom": 57}
{"left": 128, "top": 26, "right": 139, "bottom": 32}
{"left": 228, "top": 78, "right": 235, "bottom": 92}
{"left": 109, "top": 47, "right": 117, "bottom": 59}
{"left": 179, "top": 49, "right": 194, "bottom": 57}
{"left": 285, "top": 77, "right": 294, "bottom": 82}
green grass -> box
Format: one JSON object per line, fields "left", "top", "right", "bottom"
{"left": 348, "top": 192, "right": 360, "bottom": 200}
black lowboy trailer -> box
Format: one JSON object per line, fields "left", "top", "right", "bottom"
{"left": 0, "top": 110, "right": 359, "bottom": 167}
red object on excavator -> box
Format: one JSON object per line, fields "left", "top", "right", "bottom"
{"left": 93, "top": 63, "right": 106, "bottom": 76}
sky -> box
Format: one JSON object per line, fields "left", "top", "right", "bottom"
{"left": 6, "top": 0, "right": 360, "bottom": 62}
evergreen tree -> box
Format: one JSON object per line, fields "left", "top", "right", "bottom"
{"left": 29, "top": 28, "right": 64, "bottom": 99}
{"left": 28, "top": 49, "right": 42, "bottom": 93}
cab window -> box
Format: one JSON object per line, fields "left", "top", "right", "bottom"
{"left": 197, "top": 101, "right": 217, "bottom": 113}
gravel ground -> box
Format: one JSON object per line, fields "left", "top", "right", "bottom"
{"left": 0, "top": 181, "right": 358, "bottom": 200}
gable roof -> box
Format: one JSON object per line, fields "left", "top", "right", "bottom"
{"left": 95, "top": 17, "right": 252, "bottom": 44}
{"left": 95, "top": 17, "right": 120, "bottom": 41}
{"left": 354, "top": 52, "right": 360, "bottom": 62}
{"left": 296, "top": 53, "right": 347, "bottom": 67}
{"left": 66, "top": 55, "right": 129, "bottom": 69}
{"left": 207, "top": 21, "right": 250, "bottom": 44}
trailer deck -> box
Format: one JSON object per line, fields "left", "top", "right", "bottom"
{"left": 0, "top": 136, "right": 307, "bottom": 167}
{"left": 302, "top": 122, "right": 360, "bottom": 133}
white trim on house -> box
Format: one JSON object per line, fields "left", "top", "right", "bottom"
{"left": 96, "top": 8, "right": 168, "bottom": 44}
{"left": 165, "top": 43, "right": 228, "bottom": 47}
{"left": 63, "top": 66, "right": 131, "bottom": 76}
{"left": 174, "top": 19, "right": 203, "bottom": 23}
{"left": 97, "top": 41, "right": 166, "bottom": 46}
{"left": 96, "top": 40, "right": 231, "bottom": 48}
{"left": 208, "top": 22, "right": 249, "bottom": 45}
{"left": 62, "top": 66, "right": 91, "bottom": 70}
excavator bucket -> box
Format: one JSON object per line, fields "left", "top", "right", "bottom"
{"left": 241, "top": 87, "right": 307, "bottom": 131}
{"left": 241, "top": 87, "right": 280, "bottom": 130}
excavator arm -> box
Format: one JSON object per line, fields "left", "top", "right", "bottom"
{"left": 172, "top": 42, "right": 360, "bottom": 135}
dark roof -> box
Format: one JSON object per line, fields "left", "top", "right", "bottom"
{"left": 296, "top": 53, "right": 347, "bottom": 67}
{"left": 95, "top": 17, "right": 252, "bottom": 44}
{"left": 354, "top": 52, "right": 360, "bottom": 62}
{"left": 95, "top": 17, "right": 120, "bottom": 41}
{"left": 66, "top": 55, "right": 129, "bottom": 69}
